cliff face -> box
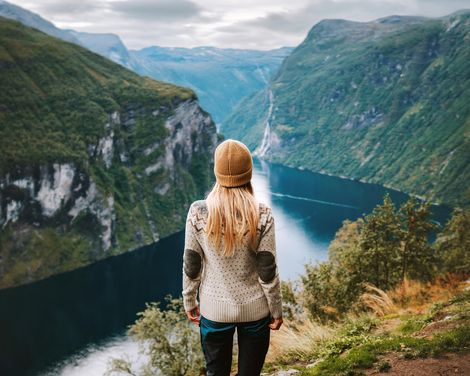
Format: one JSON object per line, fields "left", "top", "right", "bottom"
{"left": 223, "top": 12, "right": 470, "bottom": 208}
{"left": 0, "top": 18, "right": 218, "bottom": 288}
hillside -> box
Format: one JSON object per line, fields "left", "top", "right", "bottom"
{"left": 0, "top": 1, "right": 292, "bottom": 125}
{"left": 0, "top": 17, "right": 218, "bottom": 289}
{"left": 223, "top": 12, "right": 470, "bottom": 207}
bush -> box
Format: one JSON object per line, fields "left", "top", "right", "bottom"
{"left": 106, "top": 296, "right": 204, "bottom": 376}
{"left": 301, "top": 194, "right": 466, "bottom": 322}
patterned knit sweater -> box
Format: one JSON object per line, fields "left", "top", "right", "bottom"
{"left": 182, "top": 200, "right": 283, "bottom": 322}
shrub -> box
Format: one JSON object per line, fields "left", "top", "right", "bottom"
{"left": 106, "top": 296, "right": 204, "bottom": 376}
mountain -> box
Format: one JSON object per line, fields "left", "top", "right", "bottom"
{"left": 0, "top": 0, "right": 80, "bottom": 44}
{"left": 66, "top": 29, "right": 133, "bottom": 68}
{"left": 0, "top": 1, "right": 292, "bottom": 126}
{"left": 223, "top": 12, "right": 470, "bottom": 208}
{"left": 0, "top": 17, "right": 218, "bottom": 289}
{"left": 130, "top": 46, "right": 293, "bottom": 124}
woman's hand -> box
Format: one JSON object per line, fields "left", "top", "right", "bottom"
{"left": 186, "top": 306, "right": 200, "bottom": 326}
{"left": 269, "top": 316, "right": 283, "bottom": 330}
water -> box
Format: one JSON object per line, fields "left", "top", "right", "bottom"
{"left": 0, "top": 159, "right": 452, "bottom": 376}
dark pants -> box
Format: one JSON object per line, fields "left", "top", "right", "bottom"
{"left": 200, "top": 314, "right": 271, "bottom": 376}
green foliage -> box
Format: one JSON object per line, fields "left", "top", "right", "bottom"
{"left": 360, "top": 194, "right": 402, "bottom": 289}
{"left": 302, "top": 325, "right": 470, "bottom": 376}
{"left": 269, "top": 290, "right": 470, "bottom": 374}
{"left": 398, "top": 199, "right": 439, "bottom": 281}
{"left": 106, "top": 296, "right": 204, "bottom": 376}
{"left": 434, "top": 207, "right": 470, "bottom": 276}
{"left": 0, "top": 225, "right": 97, "bottom": 289}
{"left": 223, "top": 12, "right": 470, "bottom": 208}
{"left": 281, "top": 280, "right": 303, "bottom": 320}
{"left": 301, "top": 194, "right": 457, "bottom": 322}
{"left": 0, "top": 17, "right": 194, "bottom": 169}
{"left": 397, "top": 314, "right": 433, "bottom": 334}
{"left": 0, "top": 17, "right": 217, "bottom": 288}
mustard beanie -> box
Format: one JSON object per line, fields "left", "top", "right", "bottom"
{"left": 214, "top": 139, "right": 253, "bottom": 188}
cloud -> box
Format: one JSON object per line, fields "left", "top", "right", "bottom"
{"left": 6, "top": 0, "right": 470, "bottom": 49}
{"left": 25, "top": 0, "right": 103, "bottom": 16}
{"left": 109, "top": 0, "right": 210, "bottom": 22}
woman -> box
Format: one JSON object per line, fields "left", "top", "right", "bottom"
{"left": 182, "top": 139, "right": 283, "bottom": 376}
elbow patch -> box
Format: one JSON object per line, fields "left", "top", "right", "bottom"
{"left": 184, "top": 249, "right": 202, "bottom": 279}
{"left": 256, "top": 251, "right": 276, "bottom": 282}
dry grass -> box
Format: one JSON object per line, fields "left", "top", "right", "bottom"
{"left": 262, "top": 274, "right": 468, "bottom": 370}
{"left": 266, "top": 314, "right": 332, "bottom": 363}
{"left": 359, "top": 275, "right": 466, "bottom": 316}
{"left": 359, "top": 283, "right": 398, "bottom": 316}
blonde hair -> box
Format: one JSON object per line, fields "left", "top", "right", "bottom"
{"left": 205, "top": 181, "right": 260, "bottom": 257}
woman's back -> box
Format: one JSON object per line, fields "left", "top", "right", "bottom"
{"left": 181, "top": 138, "right": 283, "bottom": 375}
{"left": 183, "top": 199, "right": 281, "bottom": 322}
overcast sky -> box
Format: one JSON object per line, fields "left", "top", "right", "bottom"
{"left": 8, "top": 0, "right": 470, "bottom": 50}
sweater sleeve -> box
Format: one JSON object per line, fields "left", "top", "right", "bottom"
{"left": 256, "top": 208, "right": 283, "bottom": 319}
{"left": 182, "top": 203, "right": 204, "bottom": 312}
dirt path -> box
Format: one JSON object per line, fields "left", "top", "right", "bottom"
{"left": 365, "top": 352, "right": 470, "bottom": 375}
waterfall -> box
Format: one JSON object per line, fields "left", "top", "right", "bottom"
{"left": 255, "top": 90, "right": 274, "bottom": 158}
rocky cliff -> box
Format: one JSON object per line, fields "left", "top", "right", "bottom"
{"left": 0, "top": 17, "right": 218, "bottom": 288}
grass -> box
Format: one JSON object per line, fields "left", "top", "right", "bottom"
{"left": 263, "top": 278, "right": 470, "bottom": 375}
{"left": 303, "top": 325, "right": 470, "bottom": 375}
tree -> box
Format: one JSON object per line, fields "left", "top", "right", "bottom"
{"left": 434, "top": 207, "right": 470, "bottom": 276}
{"left": 302, "top": 219, "right": 365, "bottom": 321}
{"left": 398, "top": 197, "right": 438, "bottom": 281}
{"left": 359, "top": 194, "right": 402, "bottom": 289}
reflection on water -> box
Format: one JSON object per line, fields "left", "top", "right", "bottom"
{"left": 252, "top": 161, "right": 329, "bottom": 279}
{"left": 0, "top": 159, "right": 452, "bottom": 376}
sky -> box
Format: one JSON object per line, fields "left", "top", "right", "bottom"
{"left": 8, "top": 0, "right": 470, "bottom": 50}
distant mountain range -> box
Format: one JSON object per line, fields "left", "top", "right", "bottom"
{"left": 130, "top": 46, "right": 292, "bottom": 125}
{"left": 223, "top": 11, "right": 470, "bottom": 207}
{"left": 0, "top": 0, "right": 292, "bottom": 124}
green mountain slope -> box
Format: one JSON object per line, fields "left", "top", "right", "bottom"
{"left": 0, "top": 17, "right": 218, "bottom": 288}
{"left": 223, "top": 12, "right": 470, "bottom": 207}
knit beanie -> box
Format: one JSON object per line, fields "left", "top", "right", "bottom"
{"left": 214, "top": 139, "right": 253, "bottom": 188}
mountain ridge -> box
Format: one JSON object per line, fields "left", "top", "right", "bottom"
{"left": 223, "top": 10, "right": 470, "bottom": 208}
